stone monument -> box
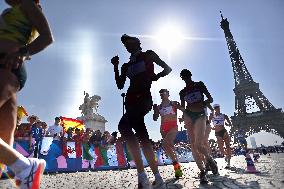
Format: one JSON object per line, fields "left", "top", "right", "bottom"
{"left": 78, "top": 92, "right": 107, "bottom": 132}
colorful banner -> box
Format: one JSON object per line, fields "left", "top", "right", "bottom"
{"left": 13, "top": 139, "right": 194, "bottom": 173}
{"left": 66, "top": 142, "right": 76, "bottom": 158}
{"left": 40, "top": 137, "right": 53, "bottom": 155}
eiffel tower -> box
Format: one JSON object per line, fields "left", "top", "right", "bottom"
{"left": 220, "top": 12, "right": 284, "bottom": 141}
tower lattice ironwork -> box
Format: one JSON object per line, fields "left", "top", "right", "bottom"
{"left": 220, "top": 12, "right": 284, "bottom": 141}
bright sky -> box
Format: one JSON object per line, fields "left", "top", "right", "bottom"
{"left": 1, "top": 0, "right": 283, "bottom": 146}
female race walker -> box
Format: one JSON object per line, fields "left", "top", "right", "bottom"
{"left": 209, "top": 104, "right": 232, "bottom": 168}
{"left": 111, "top": 34, "right": 172, "bottom": 189}
{"left": 153, "top": 89, "right": 183, "bottom": 179}
{"left": 179, "top": 69, "right": 218, "bottom": 184}
{"left": 0, "top": 0, "right": 53, "bottom": 188}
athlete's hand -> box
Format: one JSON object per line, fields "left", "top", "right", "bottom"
{"left": 173, "top": 101, "right": 185, "bottom": 112}
{"left": 173, "top": 101, "right": 180, "bottom": 108}
{"left": 153, "top": 104, "right": 158, "bottom": 109}
{"left": 225, "top": 122, "right": 232, "bottom": 126}
{"left": 153, "top": 104, "right": 159, "bottom": 121}
{"left": 111, "top": 55, "right": 119, "bottom": 66}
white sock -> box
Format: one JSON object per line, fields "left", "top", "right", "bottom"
{"left": 138, "top": 171, "right": 148, "bottom": 183}
{"left": 8, "top": 156, "right": 30, "bottom": 177}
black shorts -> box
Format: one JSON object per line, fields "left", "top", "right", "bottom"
{"left": 184, "top": 109, "right": 206, "bottom": 124}
{"left": 215, "top": 128, "right": 227, "bottom": 138}
{"left": 118, "top": 92, "right": 153, "bottom": 141}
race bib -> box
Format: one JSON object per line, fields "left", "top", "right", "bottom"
{"left": 126, "top": 61, "right": 146, "bottom": 78}
{"left": 159, "top": 106, "right": 175, "bottom": 116}
{"left": 184, "top": 91, "right": 202, "bottom": 104}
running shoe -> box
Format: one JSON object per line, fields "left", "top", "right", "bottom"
{"left": 199, "top": 170, "right": 208, "bottom": 184}
{"left": 15, "top": 158, "right": 46, "bottom": 189}
{"left": 138, "top": 179, "right": 151, "bottom": 189}
{"left": 207, "top": 158, "right": 219, "bottom": 175}
{"left": 205, "top": 161, "right": 211, "bottom": 173}
{"left": 152, "top": 179, "right": 166, "bottom": 189}
{"left": 225, "top": 157, "right": 231, "bottom": 169}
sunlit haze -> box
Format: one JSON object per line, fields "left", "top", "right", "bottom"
{"left": 1, "top": 0, "right": 283, "bottom": 147}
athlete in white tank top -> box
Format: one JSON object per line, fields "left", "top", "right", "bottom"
{"left": 209, "top": 104, "right": 232, "bottom": 168}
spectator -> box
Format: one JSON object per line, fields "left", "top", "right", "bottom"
{"left": 31, "top": 120, "right": 44, "bottom": 158}
{"left": 109, "top": 131, "right": 118, "bottom": 145}
{"left": 47, "top": 117, "right": 63, "bottom": 141}
{"left": 14, "top": 124, "right": 25, "bottom": 139}
{"left": 41, "top": 122, "right": 48, "bottom": 136}
{"left": 82, "top": 128, "right": 93, "bottom": 145}
{"left": 73, "top": 128, "right": 83, "bottom": 158}
{"left": 27, "top": 115, "right": 38, "bottom": 126}
{"left": 63, "top": 128, "right": 74, "bottom": 142}
{"left": 27, "top": 115, "right": 38, "bottom": 150}
{"left": 90, "top": 130, "right": 102, "bottom": 147}
{"left": 102, "top": 131, "right": 111, "bottom": 147}
{"left": 73, "top": 128, "right": 83, "bottom": 144}
{"left": 46, "top": 117, "right": 64, "bottom": 159}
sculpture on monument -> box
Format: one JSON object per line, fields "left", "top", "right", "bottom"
{"left": 78, "top": 92, "right": 107, "bottom": 132}
{"left": 79, "top": 93, "right": 101, "bottom": 119}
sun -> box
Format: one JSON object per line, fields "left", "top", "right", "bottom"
{"left": 155, "top": 24, "right": 184, "bottom": 51}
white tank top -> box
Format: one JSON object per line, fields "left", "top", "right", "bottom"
{"left": 212, "top": 113, "right": 225, "bottom": 126}
{"left": 159, "top": 102, "right": 176, "bottom": 116}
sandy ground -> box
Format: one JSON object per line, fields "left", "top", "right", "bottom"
{"left": 1, "top": 153, "right": 283, "bottom": 189}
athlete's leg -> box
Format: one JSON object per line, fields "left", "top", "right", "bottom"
{"left": 162, "top": 128, "right": 178, "bottom": 162}
{"left": 223, "top": 132, "right": 231, "bottom": 159}
{"left": 223, "top": 132, "right": 231, "bottom": 167}
{"left": 204, "top": 125, "right": 211, "bottom": 155}
{"left": 203, "top": 124, "right": 211, "bottom": 171}
{"left": 118, "top": 113, "right": 144, "bottom": 173}
{"left": 216, "top": 136, "right": 225, "bottom": 156}
{"left": 194, "top": 117, "right": 218, "bottom": 175}
{"left": 184, "top": 115, "right": 200, "bottom": 165}
{"left": 193, "top": 117, "right": 208, "bottom": 169}
{"left": 0, "top": 71, "right": 46, "bottom": 189}
{"left": 0, "top": 70, "right": 21, "bottom": 165}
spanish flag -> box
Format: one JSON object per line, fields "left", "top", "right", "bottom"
{"left": 60, "top": 117, "right": 85, "bottom": 131}
{"left": 17, "top": 106, "right": 28, "bottom": 120}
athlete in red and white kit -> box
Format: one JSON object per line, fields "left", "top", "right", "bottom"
{"left": 153, "top": 89, "right": 183, "bottom": 179}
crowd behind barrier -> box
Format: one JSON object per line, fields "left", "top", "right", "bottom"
{"left": 11, "top": 117, "right": 284, "bottom": 174}
{"left": 12, "top": 138, "right": 194, "bottom": 173}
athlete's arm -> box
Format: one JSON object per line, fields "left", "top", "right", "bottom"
{"left": 207, "top": 103, "right": 214, "bottom": 112}
{"left": 224, "top": 114, "right": 232, "bottom": 126}
{"left": 179, "top": 89, "right": 186, "bottom": 109}
{"left": 111, "top": 56, "right": 127, "bottom": 90}
{"left": 147, "top": 50, "right": 172, "bottom": 81}
{"left": 5, "top": 0, "right": 53, "bottom": 69}
{"left": 172, "top": 101, "right": 185, "bottom": 112}
{"left": 21, "top": 0, "right": 53, "bottom": 54}
{"left": 178, "top": 90, "right": 186, "bottom": 123}
{"left": 153, "top": 104, "right": 159, "bottom": 121}
{"left": 208, "top": 112, "right": 213, "bottom": 123}
{"left": 199, "top": 82, "right": 213, "bottom": 105}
